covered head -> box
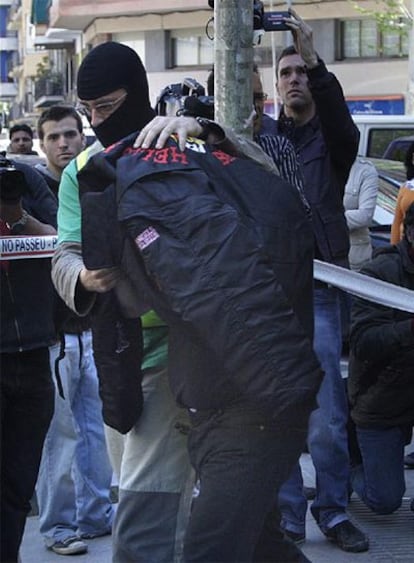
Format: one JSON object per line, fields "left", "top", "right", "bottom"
{"left": 77, "top": 41, "right": 155, "bottom": 146}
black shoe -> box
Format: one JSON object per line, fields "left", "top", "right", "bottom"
{"left": 325, "top": 520, "right": 369, "bottom": 553}
{"left": 284, "top": 529, "right": 306, "bottom": 545}
{"left": 404, "top": 451, "right": 414, "bottom": 468}
{"left": 303, "top": 486, "right": 316, "bottom": 501}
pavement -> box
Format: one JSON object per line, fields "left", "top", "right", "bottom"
{"left": 21, "top": 449, "right": 414, "bottom": 563}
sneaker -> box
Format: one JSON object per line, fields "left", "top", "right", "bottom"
{"left": 284, "top": 529, "right": 306, "bottom": 545}
{"left": 325, "top": 520, "right": 369, "bottom": 553}
{"left": 50, "top": 536, "right": 88, "bottom": 556}
{"left": 404, "top": 451, "right": 414, "bottom": 468}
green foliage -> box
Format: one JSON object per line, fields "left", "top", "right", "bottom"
{"left": 36, "top": 56, "right": 51, "bottom": 78}
{"left": 351, "top": 0, "right": 412, "bottom": 34}
{"left": 35, "top": 56, "right": 62, "bottom": 86}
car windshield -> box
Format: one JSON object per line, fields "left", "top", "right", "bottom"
{"left": 382, "top": 135, "right": 414, "bottom": 162}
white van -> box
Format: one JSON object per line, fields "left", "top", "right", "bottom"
{"left": 353, "top": 115, "right": 414, "bottom": 159}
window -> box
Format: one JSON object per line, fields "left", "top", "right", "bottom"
{"left": 367, "top": 128, "right": 414, "bottom": 158}
{"left": 112, "top": 32, "right": 145, "bottom": 62}
{"left": 171, "top": 27, "right": 285, "bottom": 68}
{"left": 340, "top": 18, "right": 409, "bottom": 59}
{"left": 254, "top": 31, "right": 285, "bottom": 67}
{"left": 171, "top": 29, "right": 213, "bottom": 66}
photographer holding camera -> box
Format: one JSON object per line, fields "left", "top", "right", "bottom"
{"left": 0, "top": 155, "right": 57, "bottom": 562}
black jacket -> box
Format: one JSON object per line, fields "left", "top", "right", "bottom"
{"left": 348, "top": 241, "right": 414, "bottom": 428}
{"left": 78, "top": 134, "right": 323, "bottom": 426}
{"left": 277, "top": 61, "right": 359, "bottom": 268}
{"left": 1, "top": 162, "right": 57, "bottom": 353}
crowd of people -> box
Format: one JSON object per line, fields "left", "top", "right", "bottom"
{"left": 1, "top": 8, "right": 413, "bottom": 563}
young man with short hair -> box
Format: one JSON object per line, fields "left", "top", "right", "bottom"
{"left": 272, "top": 11, "right": 368, "bottom": 553}
{"left": 35, "top": 105, "right": 114, "bottom": 556}
{"left": 35, "top": 106, "right": 84, "bottom": 193}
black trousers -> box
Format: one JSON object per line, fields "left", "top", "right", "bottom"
{"left": 185, "top": 404, "right": 311, "bottom": 563}
{"left": 0, "top": 348, "right": 54, "bottom": 563}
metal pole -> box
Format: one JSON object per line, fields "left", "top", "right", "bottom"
{"left": 214, "top": 0, "right": 254, "bottom": 138}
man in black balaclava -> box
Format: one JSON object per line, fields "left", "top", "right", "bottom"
{"left": 51, "top": 42, "right": 194, "bottom": 562}
{"left": 76, "top": 41, "right": 155, "bottom": 148}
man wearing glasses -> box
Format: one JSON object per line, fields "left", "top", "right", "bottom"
{"left": 52, "top": 42, "right": 193, "bottom": 563}
{"left": 77, "top": 91, "right": 127, "bottom": 124}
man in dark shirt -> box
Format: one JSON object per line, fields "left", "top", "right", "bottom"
{"left": 272, "top": 11, "right": 368, "bottom": 553}
{"left": 0, "top": 159, "right": 56, "bottom": 562}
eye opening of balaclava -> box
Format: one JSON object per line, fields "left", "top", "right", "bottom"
{"left": 77, "top": 41, "right": 155, "bottom": 147}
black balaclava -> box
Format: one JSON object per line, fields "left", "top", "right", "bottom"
{"left": 77, "top": 42, "right": 155, "bottom": 147}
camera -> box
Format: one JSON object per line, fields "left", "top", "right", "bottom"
{"left": 262, "top": 11, "right": 290, "bottom": 32}
{"left": 0, "top": 155, "right": 28, "bottom": 203}
{"left": 208, "top": 0, "right": 290, "bottom": 32}
{"left": 155, "top": 78, "right": 214, "bottom": 120}
{"left": 181, "top": 96, "right": 214, "bottom": 120}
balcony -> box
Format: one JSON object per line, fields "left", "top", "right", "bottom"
{"left": 34, "top": 28, "right": 81, "bottom": 49}
{"left": 33, "top": 75, "right": 65, "bottom": 108}
{"left": 48, "top": 0, "right": 208, "bottom": 30}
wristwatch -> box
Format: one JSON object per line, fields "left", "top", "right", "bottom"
{"left": 6, "top": 210, "right": 29, "bottom": 235}
{"left": 195, "top": 117, "right": 224, "bottom": 142}
{"left": 195, "top": 117, "right": 212, "bottom": 141}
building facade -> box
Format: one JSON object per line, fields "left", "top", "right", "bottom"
{"left": 1, "top": 0, "right": 413, "bottom": 124}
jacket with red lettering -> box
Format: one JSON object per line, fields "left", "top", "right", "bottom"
{"left": 78, "top": 133, "right": 323, "bottom": 424}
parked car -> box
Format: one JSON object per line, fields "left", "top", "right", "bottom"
{"left": 369, "top": 158, "right": 405, "bottom": 247}
{"left": 353, "top": 115, "right": 414, "bottom": 159}
{"left": 382, "top": 134, "right": 414, "bottom": 162}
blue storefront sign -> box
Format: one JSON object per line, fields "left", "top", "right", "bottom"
{"left": 347, "top": 96, "right": 405, "bottom": 116}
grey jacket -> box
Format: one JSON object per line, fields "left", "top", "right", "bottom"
{"left": 343, "top": 157, "right": 379, "bottom": 272}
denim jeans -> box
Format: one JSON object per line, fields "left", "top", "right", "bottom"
{"left": 36, "top": 331, "right": 114, "bottom": 546}
{"left": 279, "top": 287, "right": 350, "bottom": 534}
{"left": 0, "top": 348, "right": 54, "bottom": 563}
{"left": 351, "top": 425, "right": 412, "bottom": 514}
{"left": 113, "top": 366, "right": 194, "bottom": 563}
{"left": 184, "top": 404, "right": 310, "bottom": 562}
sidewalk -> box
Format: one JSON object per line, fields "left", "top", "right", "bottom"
{"left": 21, "top": 452, "right": 414, "bottom": 563}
